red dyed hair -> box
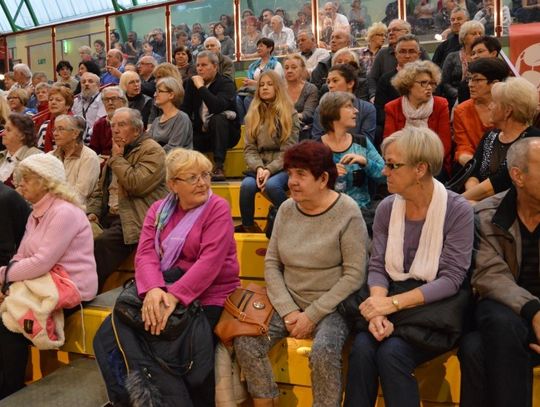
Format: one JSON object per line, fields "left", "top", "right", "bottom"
{"left": 283, "top": 140, "right": 337, "bottom": 189}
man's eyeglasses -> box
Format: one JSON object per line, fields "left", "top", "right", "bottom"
{"left": 172, "top": 172, "right": 212, "bottom": 185}
{"left": 103, "top": 96, "right": 123, "bottom": 103}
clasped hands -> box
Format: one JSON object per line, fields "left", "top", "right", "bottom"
{"left": 284, "top": 310, "right": 315, "bottom": 339}
{"left": 256, "top": 167, "right": 271, "bottom": 191}
{"left": 141, "top": 287, "right": 179, "bottom": 335}
{"left": 360, "top": 296, "right": 396, "bottom": 342}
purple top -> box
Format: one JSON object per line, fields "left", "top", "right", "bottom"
{"left": 368, "top": 190, "right": 474, "bottom": 303}
{"left": 135, "top": 194, "right": 240, "bottom": 306}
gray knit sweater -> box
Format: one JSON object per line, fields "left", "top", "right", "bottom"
{"left": 265, "top": 193, "right": 368, "bottom": 324}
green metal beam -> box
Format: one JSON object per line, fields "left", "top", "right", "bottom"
{"left": 13, "top": 0, "right": 25, "bottom": 22}
{"left": 22, "top": 0, "right": 40, "bottom": 27}
{"left": 0, "top": 0, "right": 18, "bottom": 32}
{"left": 110, "top": 0, "right": 128, "bottom": 43}
{"left": 131, "top": 0, "right": 139, "bottom": 5}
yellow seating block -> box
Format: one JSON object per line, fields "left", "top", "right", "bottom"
{"left": 62, "top": 306, "right": 112, "bottom": 355}
{"left": 206, "top": 149, "right": 246, "bottom": 178}
{"left": 234, "top": 232, "right": 268, "bottom": 280}
{"left": 235, "top": 76, "right": 247, "bottom": 90}
{"left": 233, "top": 126, "right": 246, "bottom": 150}
{"left": 276, "top": 384, "right": 313, "bottom": 406}
{"left": 212, "top": 182, "right": 272, "bottom": 218}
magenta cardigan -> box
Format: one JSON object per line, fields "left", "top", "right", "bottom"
{"left": 135, "top": 194, "right": 240, "bottom": 307}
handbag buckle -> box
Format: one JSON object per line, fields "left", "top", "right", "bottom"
{"left": 238, "top": 312, "right": 247, "bottom": 321}
{"left": 252, "top": 301, "right": 265, "bottom": 310}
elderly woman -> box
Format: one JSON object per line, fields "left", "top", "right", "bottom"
{"left": 237, "top": 38, "right": 284, "bottom": 123}
{"left": 312, "top": 64, "right": 377, "bottom": 143}
{"left": 34, "top": 82, "right": 51, "bottom": 113}
{"left": 119, "top": 71, "right": 152, "bottom": 127}
{"left": 384, "top": 60, "right": 452, "bottom": 179}
{"left": 453, "top": 57, "right": 509, "bottom": 166}
{"left": 148, "top": 77, "right": 192, "bottom": 152}
{"left": 50, "top": 115, "right": 100, "bottom": 204}
{"left": 344, "top": 127, "right": 474, "bottom": 407}
{"left": 241, "top": 16, "right": 262, "bottom": 58}
{"left": 235, "top": 140, "right": 368, "bottom": 407}
{"left": 462, "top": 78, "right": 540, "bottom": 202}
{"left": 173, "top": 46, "right": 196, "bottom": 81}
{"left": 319, "top": 91, "right": 385, "bottom": 232}
{"left": 440, "top": 20, "right": 484, "bottom": 106}
{"left": 284, "top": 54, "right": 318, "bottom": 138}
{"left": 236, "top": 71, "right": 299, "bottom": 233}
{"left": 0, "top": 153, "right": 97, "bottom": 399}
{"left": 358, "top": 22, "right": 387, "bottom": 74}
{"left": 95, "top": 148, "right": 239, "bottom": 405}
{"left": 7, "top": 89, "right": 35, "bottom": 115}
{"left": 54, "top": 60, "right": 78, "bottom": 92}
{"left": 36, "top": 85, "right": 74, "bottom": 152}
{"left": 0, "top": 113, "right": 42, "bottom": 187}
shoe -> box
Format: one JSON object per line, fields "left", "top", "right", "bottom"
{"left": 234, "top": 224, "right": 263, "bottom": 233}
{"left": 211, "top": 167, "right": 226, "bottom": 182}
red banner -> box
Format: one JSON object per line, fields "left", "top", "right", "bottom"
{"left": 509, "top": 22, "right": 540, "bottom": 90}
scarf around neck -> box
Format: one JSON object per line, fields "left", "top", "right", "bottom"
{"left": 401, "top": 96, "right": 434, "bottom": 129}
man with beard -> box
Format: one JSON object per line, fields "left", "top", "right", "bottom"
{"left": 72, "top": 72, "right": 106, "bottom": 141}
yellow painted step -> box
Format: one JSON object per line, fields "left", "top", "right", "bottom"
{"left": 235, "top": 232, "right": 267, "bottom": 280}
{"left": 212, "top": 181, "right": 272, "bottom": 219}
{"left": 206, "top": 149, "right": 246, "bottom": 178}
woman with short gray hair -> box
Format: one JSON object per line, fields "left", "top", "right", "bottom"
{"left": 49, "top": 115, "right": 100, "bottom": 204}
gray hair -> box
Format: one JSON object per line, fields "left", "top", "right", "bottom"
{"left": 332, "top": 47, "right": 360, "bottom": 66}
{"left": 81, "top": 72, "right": 100, "bottom": 83}
{"left": 451, "top": 6, "right": 470, "bottom": 19}
{"left": 197, "top": 50, "right": 219, "bottom": 65}
{"left": 56, "top": 114, "right": 87, "bottom": 143}
{"left": 458, "top": 20, "right": 484, "bottom": 44}
{"left": 395, "top": 34, "right": 420, "bottom": 52}
{"left": 32, "top": 71, "right": 48, "bottom": 81}
{"left": 297, "top": 29, "right": 315, "bottom": 40}
{"left": 78, "top": 45, "right": 92, "bottom": 55}
{"left": 13, "top": 63, "right": 32, "bottom": 79}
{"left": 101, "top": 86, "right": 127, "bottom": 102}
{"left": 204, "top": 36, "right": 221, "bottom": 49}
{"left": 507, "top": 137, "right": 540, "bottom": 174}
{"left": 113, "top": 107, "right": 144, "bottom": 134}
{"left": 138, "top": 56, "right": 158, "bottom": 67}
{"left": 389, "top": 19, "right": 412, "bottom": 33}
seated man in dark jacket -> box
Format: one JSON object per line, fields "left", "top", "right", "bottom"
{"left": 0, "top": 183, "right": 30, "bottom": 267}
{"left": 459, "top": 137, "right": 540, "bottom": 407}
{"left": 181, "top": 51, "right": 240, "bottom": 181}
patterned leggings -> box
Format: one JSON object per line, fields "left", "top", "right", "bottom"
{"left": 234, "top": 311, "right": 349, "bottom": 407}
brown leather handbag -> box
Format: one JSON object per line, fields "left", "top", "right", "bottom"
{"left": 214, "top": 283, "right": 274, "bottom": 346}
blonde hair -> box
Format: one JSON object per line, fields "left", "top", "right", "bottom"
{"left": 366, "top": 22, "right": 388, "bottom": 42}
{"left": 8, "top": 88, "right": 29, "bottom": 106}
{"left": 156, "top": 77, "right": 185, "bottom": 107}
{"left": 16, "top": 165, "right": 85, "bottom": 210}
{"left": 165, "top": 148, "right": 213, "bottom": 179}
{"left": 391, "top": 60, "right": 441, "bottom": 96}
{"left": 332, "top": 47, "right": 360, "bottom": 67}
{"left": 244, "top": 70, "right": 295, "bottom": 144}
{"left": 381, "top": 127, "right": 444, "bottom": 176}
{"left": 0, "top": 94, "right": 10, "bottom": 125}
{"left": 458, "top": 21, "right": 485, "bottom": 44}
{"left": 153, "top": 63, "right": 182, "bottom": 82}
{"left": 491, "top": 77, "right": 539, "bottom": 125}
{"left": 119, "top": 70, "right": 140, "bottom": 93}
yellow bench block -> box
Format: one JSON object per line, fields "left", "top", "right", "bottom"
{"left": 212, "top": 182, "right": 272, "bottom": 218}
{"left": 276, "top": 384, "right": 313, "bottom": 407}
{"left": 62, "top": 306, "right": 112, "bottom": 355}
{"left": 234, "top": 232, "right": 268, "bottom": 280}
{"left": 206, "top": 149, "right": 246, "bottom": 178}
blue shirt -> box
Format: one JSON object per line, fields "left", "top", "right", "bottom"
{"left": 100, "top": 65, "right": 125, "bottom": 85}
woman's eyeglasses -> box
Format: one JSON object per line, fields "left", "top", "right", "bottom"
{"left": 172, "top": 172, "right": 212, "bottom": 185}
{"left": 383, "top": 162, "right": 407, "bottom": 170}
{"left": 415, "top": 80, "right": 437, "bottom": 88}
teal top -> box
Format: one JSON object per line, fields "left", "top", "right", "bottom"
{"left": 331, "top": 138, "right": 386, "bottom": 209}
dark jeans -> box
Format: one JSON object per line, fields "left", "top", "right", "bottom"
{"left": 344, "top": 332, "right": 442, "bottom": 407}
{"left": 94, "top": 215, "right": 137, "bottom": 292}
{"left": 194, "top": 114, "right": 240, "bottom": 168}
{"left": 239, "top": 172, "right": 288, "bottom": 226}
{"left": 458, "top": 299, "right": 540, "bottom": 407}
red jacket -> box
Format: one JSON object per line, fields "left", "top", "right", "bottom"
{"left": 383, "top": 96, "right": 452, "bottom": 176}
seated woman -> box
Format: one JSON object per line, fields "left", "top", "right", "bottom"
{"left": 34, "top": 82, "right": 51, "bottom": 114}
{"left": 234, "top": 140, "right": 368, "bottom": 407}
{"left": 7, "top": 89, "right": 35, "bottom": 115}
{"left": 36, "top": 85, "right": 74, "bottom": 152}
{"left": 236, "top": 38, "right": 284, "bottom": 123}
{"left": 95, "top": 148, "right": 239, "bottom": 406}
{"left": 0, "top": 113, "right": 42, "bottom": 188}
{"left": 50, "top": 115, "right": 100, "bottom": 205}
{"left": 344, "top": 126, "right": 474, "bottom": 407}
{"left": 453, "top": 57, "right": 509, "bottom": 166}
{"left": 119, "top": 71, "right": 153, "bottom": 128}
{"left": 384, "top": 60, "right": 452, "bottom": 179}
{"left": 319, "top": 91, "right": 385, "bottom": 232}
{"left": 284, "top": 54, "right": 318, "bottom": 140}
{"left": 331, "top": 48, "right": 369, "bottom": 101}
{"left": 0, "top": 153, "right": 97, "bottom": 399}
{"left": 312, "top": 64, "right": 376, "bottom": 143}
{"left": 236, "top": 70, "right": 299, "bottom": 233}
{"left": 148, "top": 77, "right": 192, "bottom": 152}
{"left": 173, "top": 46, "right": 196, "bottom": 81}
{"left": 54, "top": 60, "right": 78, "bottom": 92}
{"left": 213, "top": 23, "right": 235, "bottom": 58}
{"left": 463, "top": 77, "right": 540, "bottom": 203}
{"left": 241, "top": 16, "right": 262, "bottom": 59}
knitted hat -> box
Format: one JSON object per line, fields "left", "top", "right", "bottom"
{"left": 19, "top": 154, "right": 66, "bottom": 184}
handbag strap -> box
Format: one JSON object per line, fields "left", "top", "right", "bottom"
{"left": 223, "top": 295, "right": 270, "bottom": 332}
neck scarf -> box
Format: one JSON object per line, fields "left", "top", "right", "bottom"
{"left": 401, "top": 95, "right": 434, "bottom": 129}
{"left": 154, "top": 191, "right": 213, "bottom": 271}
{"left": 385, "top": 179, "right": 448, "bottom": 282}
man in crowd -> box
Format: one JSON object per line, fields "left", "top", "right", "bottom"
{"left": 432, "top": 7, "right": 469, "bottom": 67}
{"left": 260, "top": 9, "right": 274, "bottom": 37}
{"left": 368, "top": 19, "right": 429, "bottom": 100}
{"left": 124, "top": 31, "right": 143, "bottom": 65}
{"left": 148, "top": 28, "right": 167, "bottom": 57}
{"left": 101, "top": 49, "right": 125, "bottom": 86}
{"left": 87, "top": 107, "right": 167, "bottom": 289}
{"left": 297, "top": 30, "right": 330, "bottom": 74}
{"left": 11, "top": 63, "right": 33, "bottom": 97}
{"left": 182, "top": 51, "right": 240, "bottom": 182}
{"left": 72, "top": 72, "right": 106, "bottom": 141}
{"left": 324, "top": 1, "right": 350, "bottom": 30}
{"left": 310, "top": 28, "right": 351, "bottom": 89}
{"left": 203, "top": 37, "right": 235, "bottom": 80}
{"left": 0, "top": 183, "right": 30, "bottom": 267}
{"left": 79, "top": 45, "right": 94, "bottom": 63}
{"left": 459, "top": 137, "right": 540, "bottom": 407}
{"left": 137, "top": 55, "right": 157, "bottom": 97}
{"left": 266, "top": 15, "right": 296, "bottom": 55}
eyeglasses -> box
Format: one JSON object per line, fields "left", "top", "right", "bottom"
{"left": 6, "top": 97, "right": 19, "bottom": 101}
{"left": 128, "top": 79, "right": 141, "bottom": 85}
{"left": 172, "top": 172, "right": 212, "bottom": 185}
{"left": 383, "top": 162, "right": 407, "bottom": 170}
{"left": 466, "top": 77, "right": 489, "bottom": 84}
{"left": 415, "top": 80, "right": 438, "bottom": 88}
{"left": 397, "top": 49, "right": 419, "bottom": 55}
{"left": 389, "top": 27, "right": 406, "bottom": 33}
{"left": 103, "top": 96, "right": 123, "bottom": 103}
{"left": 53, "top": 126, "right": 76, "bottom": 133}
{"left": 156, "top": 88, "right": 171, "bottom": 94}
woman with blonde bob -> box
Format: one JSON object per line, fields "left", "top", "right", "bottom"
{"left": 237, "top": 70, "right": 300, "bottom": 232}
{"left": 152, "top": 62, "right": 182, "bottom": 82}
{"left": 462, "top": 77, "right": 540, "bottom": 203}
{"left": 358, "top": 22, "right": 388, "bottom": 74}
{"left": 0, "top": 153, "right": 97, "bottom": 399}
{"left": 94, "top": 148, "right": 239, "bottom": 406}
{"left": 119, "top": 71, "right": 152, "bottom": 127}
{"left": 148, "top": 77, "right": 192, "bottom": 152}
{"left": 344, "top": 127, "right": 474, "bottom": 407}
{"left": 384, "top": 60, "right": 452, "bottom": 179}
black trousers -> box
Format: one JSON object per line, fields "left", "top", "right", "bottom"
{"left": 193, "top": 114, "right": 240, "bottom": 168}
{"left": 94, "top": 215, "right": 137, "bottom": 292}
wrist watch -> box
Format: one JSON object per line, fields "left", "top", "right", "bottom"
{"left": 392, "top": 296, "right": 400, "bottom": 311}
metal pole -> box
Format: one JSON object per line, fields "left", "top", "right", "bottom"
{"left": 22, "top": 0, "right": 40, "bottom": 27}
{"left": 51, "top": 26, "right": 57, "bottom": 81}
{"left": 165, "top": 4, "right": 171, "bottom": 62}
{"left": 233, "top": 0, "right": 240, "bottom": 62}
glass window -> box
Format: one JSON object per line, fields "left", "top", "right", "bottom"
{"left": 12, "top": 28, "right": 55, "bottom": 80}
